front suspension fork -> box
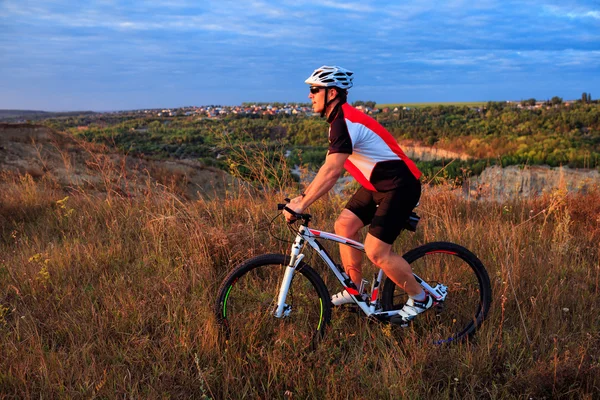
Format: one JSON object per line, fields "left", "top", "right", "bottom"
{"left": 274, "top": 233, "right": 305, "bottom": 318}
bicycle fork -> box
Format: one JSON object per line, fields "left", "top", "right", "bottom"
{"left": 273, "top": 233, "right": 305, "bottom": 318}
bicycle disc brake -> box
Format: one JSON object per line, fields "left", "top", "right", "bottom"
{"left": 272, "top": 303, "right": 292, "bottom": 318}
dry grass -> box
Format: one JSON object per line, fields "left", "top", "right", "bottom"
{"left": 0, "top": 165, "right": 599, "bottom": 398}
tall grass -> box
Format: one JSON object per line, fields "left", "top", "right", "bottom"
{"left": 0, "top": 162, "right": 599, "bottom": 398}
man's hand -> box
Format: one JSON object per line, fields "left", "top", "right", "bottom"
{"left": 283, "top": 196, "right": 304, "bottom": 223}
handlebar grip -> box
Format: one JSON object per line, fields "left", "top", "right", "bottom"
{"left": 277, "top": 203, "right": 299, "bottom": 217}
{"left": 277, "top": 201, "right": 312, "bottom": 223}
{"left": 283, "top": 206, "right": 298, "bottom": 217}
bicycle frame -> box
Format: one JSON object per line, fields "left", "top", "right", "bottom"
{"left": 274, "top": 223, "right": 447, "bottom": 321}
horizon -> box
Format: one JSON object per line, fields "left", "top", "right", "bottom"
{"left": 0, "top": 96, "right": 585, "bottom": 114}
{"left": 1, "top": 1, "right": 599, "bottom": 111}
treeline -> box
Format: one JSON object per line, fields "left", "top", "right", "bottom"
{"left": 241, "top": 102, "right": 311, "bottom": 108}
{"left": 377, "top": 101, "right": 600, "bottom": 168}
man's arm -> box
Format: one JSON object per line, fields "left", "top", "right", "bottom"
{"left": 285, "top": 152, "right": 349, "bottom": 221}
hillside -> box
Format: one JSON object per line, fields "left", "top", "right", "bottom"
{"left": 0, "top": 110, "right": 51, "bottom": 119}
{"left": 0, "top": 123, "right": 233, "bottom": 199}
{"left": 2, "top": 122, "right": 598, "bottom": 202}
{"left": 31, "top": 101, "right": 599, "bottom": 194}
{"left": 0, "top": 110, "right": 98, "bottom": 122}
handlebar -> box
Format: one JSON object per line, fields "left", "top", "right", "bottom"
{"left": 278, "top": 199, "right": 312, "bottom": 224}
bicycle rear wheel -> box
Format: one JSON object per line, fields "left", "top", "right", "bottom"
{"left": 381, "top": 242, "right": 492, "bottom": 344}
{"left": 215, "top": 254, "right": 331, "bottom": 351}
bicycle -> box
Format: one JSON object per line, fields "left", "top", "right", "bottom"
{"left": 215, "top": 202, "right": 492, "bottom": 351}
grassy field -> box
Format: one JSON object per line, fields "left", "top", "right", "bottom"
{"left": 377, "top": 101, "right": 488, "bottom": 109}
{"left": 1, "top": 163, "right": 599, "bottom": 398}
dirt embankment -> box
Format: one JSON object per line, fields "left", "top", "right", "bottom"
{"left": 397, "top": 141, "right": 599, "bottom": 200}
{"left": 0, "top": 123, "right": 233, "bottom": 199}
{"left": 466, "top": 165, "right": 600, "bottom": 201}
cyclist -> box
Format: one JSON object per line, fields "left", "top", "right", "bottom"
{"left": 284, "top": 65, "right": 430, "bottom": 325}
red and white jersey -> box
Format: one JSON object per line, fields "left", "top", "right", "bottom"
{"left": 327, "top": 103, "right": 421, "bottom": 192}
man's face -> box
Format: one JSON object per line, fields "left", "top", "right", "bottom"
{"left": 308, "top": 86, "right": 327, "bottom": 113}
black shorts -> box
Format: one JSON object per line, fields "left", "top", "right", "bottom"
{"left": 345, "top": 179, "right": 421, "bottom": 245}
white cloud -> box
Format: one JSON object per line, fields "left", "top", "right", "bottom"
{"left": 1, "top": 0, "right": 599, "bottom": 109}
{"left": 570, "top": 10, "right": 600, "bottom": 20}
{"left": 0, "top": 1, "right": 306, "bottom": 39}
{"left": 320, "top": 1, "right": 374, "bottom": 12}
{"left": 544, "top": 5, "right": 600, "bottom": 20}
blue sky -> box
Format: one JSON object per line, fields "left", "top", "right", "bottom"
{"left": 1, "top": 0, "right": 599, "bottom": 111}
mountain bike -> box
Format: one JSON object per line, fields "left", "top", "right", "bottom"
{"left": 215, "top": 202, "right": 492, "bottom": 351}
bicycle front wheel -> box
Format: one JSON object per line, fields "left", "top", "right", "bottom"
{"left": 381, "top": 242, "right": 492, "bottom": 344}
{"left": 215, "top": 254, "right": 331, "bottom": 352}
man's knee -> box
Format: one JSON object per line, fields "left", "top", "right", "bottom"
{"left": 334, "top": 212, "right": 362, "bottom": 237}
{"left": 365, "top": 244, "right": 390, "bottom": 267}
{"left": 344, "top": 264, "right": 362, "bottom": 275}
{"left": 334, "top": 218, "right": 349, "bottom": 236}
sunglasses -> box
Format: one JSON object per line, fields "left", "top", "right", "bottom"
{"left": 309, "top": 86, "right": 325, "bottom": 94}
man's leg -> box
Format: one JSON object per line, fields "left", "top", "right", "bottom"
{"left": 364, "top": 233, "right": 422, "bottom": 296}
{"left": 365, "top": 233, "right": 433, "bottom": 324}
{"left": 334, "top": 209, "right": 364, "bottom": 286}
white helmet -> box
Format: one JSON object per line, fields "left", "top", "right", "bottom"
{"left": 305, "top": 65, "right": 354, "bottom": 89}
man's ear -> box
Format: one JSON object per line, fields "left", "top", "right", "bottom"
{"left": 328, "top": 88, "right": 339, "bottom": 101}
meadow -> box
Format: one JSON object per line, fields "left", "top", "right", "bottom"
{"left": 1, "top": 154, "right": 599, "bottom": 398}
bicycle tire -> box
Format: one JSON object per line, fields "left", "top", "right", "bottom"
{"left": 381, "top": 242, "right": 492, "bottom": 344}
{"left": 215, "top": 254, "right": 332, "bottom": 351}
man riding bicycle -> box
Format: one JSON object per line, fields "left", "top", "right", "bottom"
{"left": 284, "top": 65, "right": 431, "bottom": 325}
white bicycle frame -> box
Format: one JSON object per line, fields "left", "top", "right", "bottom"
{"left": 273, "top": 224, "right": 448, "bottom": 320}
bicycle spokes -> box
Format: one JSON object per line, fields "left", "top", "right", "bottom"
{"left": 216, "top": 254, "right": 331, "bottom": 352}
{"left": 381, "top": 242, "right": 491, "bottom": 343}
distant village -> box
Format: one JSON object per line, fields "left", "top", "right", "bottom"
{"left": 140, "top": 103, "right": 381, "bottom": 118}
{"left": 0, "top": 97, "right": 586, "bottom": 123}
{"left": 114, "top": 98, "right": 579, "bottom": 119}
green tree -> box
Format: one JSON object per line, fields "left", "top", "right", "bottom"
{"left": 582, "top": 92, "right": 589, "bottom": 103}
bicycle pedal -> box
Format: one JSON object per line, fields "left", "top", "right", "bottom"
{"left": 389, "top": 315, "right": 411, "bottom": 328}
{"left": 393, "top": 320, "right": 411, "bottom": 328}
